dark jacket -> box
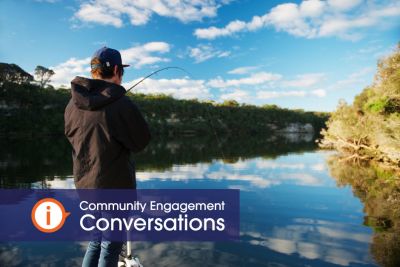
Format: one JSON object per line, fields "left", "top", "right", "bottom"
{"left": 64, "top": 76, "right": 151, "bottom": 189}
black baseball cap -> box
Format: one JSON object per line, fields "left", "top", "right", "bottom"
{"left": 91, "top": 47, "right": 130, "bottom": 70}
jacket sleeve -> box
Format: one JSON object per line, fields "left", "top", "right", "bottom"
{"left": 112, "top": 97, "right": 151, "bottom": 153}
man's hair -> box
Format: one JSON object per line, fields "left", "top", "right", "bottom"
{"left": 90, "top": 57, "right": 124, "bottom": 79}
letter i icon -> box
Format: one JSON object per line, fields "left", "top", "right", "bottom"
{"left": 31, "top": 198, "right": 70, "bottom": 233}
{"left": 46, "top": 206, "right": 51, "bottom": 225}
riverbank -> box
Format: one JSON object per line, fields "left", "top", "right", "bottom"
{"left": 319, "top": 44, "right": 400, "bottom": 171}
{"left": 0, "top": 64, "right": 328, "bottom": 138}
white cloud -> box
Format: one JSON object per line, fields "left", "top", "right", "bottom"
{"left": 300, "top": 0, "right": 326, "bottom": 17}
{"left": 194, "top": 0, "right": 400, "bottom": 40}
{"left": 209, "top": 70, "right": 327, "bottom": 103}
{"left": 318, "top": 16, "right": 374, "bottom": 40}
{"left": 206, "top": 170, "right": 278, "bottom": 188}
{"left": 123, "top": 78, "right": 211, "bottom": 100}
{"left": 136, "top": 161, "right": 277, "bottom": 188}
{"left": 228, "top": 66, "right": 259, "bottom": 75}
{"left": 311, "top": 89, "right": 327, "bottom": 97}
{"left": 121, "top": 42, "right": 170, "bottom": 68}
{"left": 257, "top": 89, "right": 326, "bottom": 99}
{"left": 220, "top": 90, "right": 250, "bottom": 102}
{"left": 129, "top": 70, "right": 326, "bottom": 102}
{"left": 48, "top": 41, "right": 327, "bottom": 103}
{"left": 243, "top": 228, "right": 371, "bottom": 265}
{"left": 50, "top": 42, "right": 170, "bottom": 87}
{"left": 208, "top": 71, "right": 324, "bottom": 89}
{"left": 327, "top": 0, "right": 363, "bottom": 11}
{"left": 280, "top": 173, "right": 323, "bottom": 186}
{"left": 334, "top": 67, "right": 373, "bottom": 88}
{"left": 74, "top": 0, "right": 229, "bottom": 27}
{"left": 50, "top": 57, "right": 91, "bottom": 87}
{"left": 256, "top": 161, "right": 305, "bottom": 169}
{"left": 75, "top": 3, "right": 123, "bottom": 27}
{"left": 257, "top": 90, "right": 306, "bottom": 99}
{"left": 217, "top": 88, "right": 326, "bottom": 104}
{"left": 194, "top": 19, "right": 249, "bottom": 39}
{"left": 208, "top": 72, "right": 282, "bottom": 88}
{"left": 188, "top": 44, "right": 230, "bottom": 63}
{"left": 267, "top": 3, "right": 318, "bottom": 37}
{"left": 282, "top": 73, "right": 325, "bottom": 88}
{"left": 311, "top": 163, "right": 325, "bottom": 171}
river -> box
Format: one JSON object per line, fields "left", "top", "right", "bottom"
{"left": 0, "top": 134, "right": 398, "bottom": 267}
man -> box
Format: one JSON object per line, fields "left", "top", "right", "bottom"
{"left": 64, "top": 47, "right": 151, "bottom": 267}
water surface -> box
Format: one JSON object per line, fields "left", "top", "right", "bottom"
{"left": 0, "top": 135, "right": 398, "bottom": 267}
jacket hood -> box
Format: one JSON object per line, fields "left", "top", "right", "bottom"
{"left": 70, "top": 76, "right": 126, "bottom": 110}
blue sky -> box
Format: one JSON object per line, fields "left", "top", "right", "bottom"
{"left": 0, "top": 0, "right": 399, "bottom": 111}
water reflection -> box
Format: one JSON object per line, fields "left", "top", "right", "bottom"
{"left": 326, "top": 156, "right": 400, "bottom": 267}
{"left": 0, "top": 135, "right": 396, "bottom": 266}
{"left": 0, "top": 134, "right": 316, "bottom": 188}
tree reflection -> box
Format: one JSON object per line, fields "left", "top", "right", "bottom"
{"left": 326, "top": 156, "right": 400, "bottom": 267}
{"left": 0, "top": 133, "right": 317, "bottom": 188}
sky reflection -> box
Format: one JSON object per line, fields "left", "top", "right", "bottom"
{"left": 6, "top": 150, "right": 379, "bottom": 266}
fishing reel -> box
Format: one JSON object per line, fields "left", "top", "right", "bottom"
{"left": 118, "top": 256, "right": 143, "bottom": 267}
{"left": 118, "top": 240, "right": 143, "bottom": 267}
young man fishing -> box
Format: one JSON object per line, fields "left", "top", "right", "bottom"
{"left": 64, "top": 47, "right": 151, "bottom": 267}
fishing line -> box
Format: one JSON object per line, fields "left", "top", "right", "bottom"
{"left": 126, "top": 66, "right": 226, "bottom": 159}
{"left": 126, "top": 67, "right": 191, "bottom": 93}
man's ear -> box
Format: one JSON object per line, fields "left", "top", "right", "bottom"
{"left": 113, "top": 65, "right": 119, "bottom": 76}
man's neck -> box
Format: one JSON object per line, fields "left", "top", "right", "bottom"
{"left": 99, "top": 77, "right": 121, "bottom": 86}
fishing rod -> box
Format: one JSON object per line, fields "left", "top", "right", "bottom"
{"left": 125, "top": 66, "right": 226, "bottom": 159}
{"left": 125, "top": 66, "right": 191, "bottom": 93}
{"left": 120, "top": 66, "right": 226, "bottom": 267}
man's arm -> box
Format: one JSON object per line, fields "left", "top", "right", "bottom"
{"left": 111, "top": 97, "right": 151, "bottom": 153}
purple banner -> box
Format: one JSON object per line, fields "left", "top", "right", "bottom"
{"left": 0, "top": 189, "right": 240, "bottom": 241}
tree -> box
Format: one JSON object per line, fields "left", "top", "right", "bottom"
{"left": 0, "top": 63, "right": 33, "bottom": 84}
{"left": 34, "top": 65, "right": 55, "bottom": 88}
{"left": 320, "top": 43, "right": 400, "bottom": 166}
{"left": 221, "top": 99, "right": 239, "bottom": 107}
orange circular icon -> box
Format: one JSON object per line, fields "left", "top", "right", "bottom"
{"left": 31, "top": 198, "right": 70, "bottom": 233}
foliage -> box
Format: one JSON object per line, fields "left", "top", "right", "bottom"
{"left": 221, "top": 99, "right": 240, "bottom": 107}
{"left": 0, "top": 134, "right": 317, "bottom": 188}
{"left": 0, "top": 81, "right": 70, "bottom": 136}
{"left": 0, "top": 79, "right": 328, "bottom": 137}
{"left": 128, "top": 93, "right": 328, "bottom": 136}
{"left": 320, "top": 44, "right": 400, "bottom": 167}
{"left": 34, "top": 65, "right": 55, "bottom": 88}
{"left": 0, "top": 63, "right": 33, "bottom": 84}
{"left": 326, "top": 156, "right": 400, "bottom": 267}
